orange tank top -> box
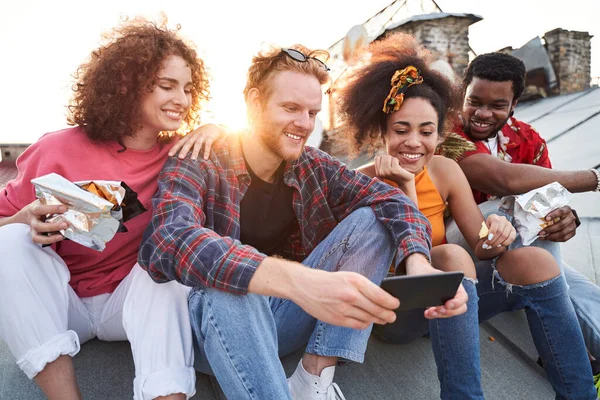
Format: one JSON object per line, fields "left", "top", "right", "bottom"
{"left": 385, "top": 166, "right": 446, "bottom": 247}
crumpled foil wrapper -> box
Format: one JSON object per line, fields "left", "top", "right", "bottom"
{"left": 499, "top": 182, "right": 572, "bottom": 245}
{"left": 31, "top": 173, "right": 144, "bottom": 251}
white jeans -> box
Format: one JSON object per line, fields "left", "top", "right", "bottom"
{"left": 0, "top": 223, "right": 196, "bottom": 399}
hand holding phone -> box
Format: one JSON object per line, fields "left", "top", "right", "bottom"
{"left": 381, "top": 271, "right": 464, "bottom": 311}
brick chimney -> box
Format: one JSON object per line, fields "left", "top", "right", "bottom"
{"left": 385, "top": 13, "right": 482, "bottom": 79}
{"left": 543, "top": 28, "right": 593, "bottom": 94}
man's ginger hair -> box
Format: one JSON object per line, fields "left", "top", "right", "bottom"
{"left": 243, "top": 44, "right": 330, "bottom": 110}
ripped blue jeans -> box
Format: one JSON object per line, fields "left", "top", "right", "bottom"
{"left": 448, "top": 199, "right": 600, "bottom": 359}
{"left": 446, "top": 200, "right": 596, "bottom": 399}
{"left": 476, "top": 257, "right": 596, "bottom": 399}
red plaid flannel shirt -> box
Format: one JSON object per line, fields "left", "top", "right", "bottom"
{"left": 139, "top": 134, "right": 432, "bottom": 294}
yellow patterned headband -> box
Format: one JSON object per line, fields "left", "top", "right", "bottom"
{"left": 382, "top": 66, "right": 424, "bottom": 114}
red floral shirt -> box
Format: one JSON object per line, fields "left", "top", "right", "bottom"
{"left": 437, "top": 117, "right": 552, "bottom": 204}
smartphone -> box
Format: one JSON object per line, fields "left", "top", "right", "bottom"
{"left": 381, "top": 271, "right": 464, "bottom": 310}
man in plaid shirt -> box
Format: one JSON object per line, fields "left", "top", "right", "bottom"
{"left": 139, "top": 44, "right": 468, "bottom": 399}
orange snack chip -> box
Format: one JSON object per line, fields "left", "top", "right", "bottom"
{"left": 81, "top": 182, "right": 119, "bottom": 206}
{"left": 478, "top": 221, "right": 489, "bottom": 239}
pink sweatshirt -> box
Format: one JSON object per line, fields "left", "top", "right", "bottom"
{"left": 0, "top": 127, "right": 174, "bottom": 297}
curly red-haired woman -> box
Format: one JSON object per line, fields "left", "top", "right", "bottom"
{"left": 0, "top": 17, "right": 217, "bottom": 400}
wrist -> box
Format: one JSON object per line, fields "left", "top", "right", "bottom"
{"left": 590, "top": 169, "right": 600, "bottom": 192}
{"left": 249, "top": 257, "right": 300, "bottom": 298}
{"left": 395, "top": 177, "right": 416, "bottom": 196}
{"left": 571, "top": 209, "right": 582, "bottom": 228}
{"left": 12, "top": 207, "right": 31, "bottom": 226}
{"left": 394, "top": 175, "right": 415, "bottom": 186}
{"left": 404, "top": 253, "right": 434, "bottom": 275}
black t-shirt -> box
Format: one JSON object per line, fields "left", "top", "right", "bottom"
{"left": 240, "top": 162, "right": 297, "bottom": 256}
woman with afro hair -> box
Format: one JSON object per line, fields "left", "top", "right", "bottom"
{"left": 336, "top": 32, "right": 596, "bottom": 399}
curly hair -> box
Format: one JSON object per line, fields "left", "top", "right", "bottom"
{"left": 336, "top": 32, "right": 461, "bottom": 156}
{"left": 243, "top": 44, "right": 330, "bottom": 110}
{"left": 67, "top": 16, "right": 210, "bottom": 145}
{"left": 462, "top": 52, "right": 526, "bottom": 101}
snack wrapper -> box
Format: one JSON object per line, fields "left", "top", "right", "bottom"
{"left": 499, "top": 182, "right": 572, "bottom": 245}
{"left": 31, "top": 173, "right": 146, "bottom": 251}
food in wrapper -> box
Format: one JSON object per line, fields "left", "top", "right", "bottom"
{"left": 31, "top": 173, "right": 146, "bottom": 251}
{"left": 478, "top": 221, "right": 489, "bottom": 239}
{"left": 499, "top": 182, "right": 572, "bottom": 245}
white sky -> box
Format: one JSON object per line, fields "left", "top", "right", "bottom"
{"left": 1, "top": 0, "right": 598, "bottom": 144}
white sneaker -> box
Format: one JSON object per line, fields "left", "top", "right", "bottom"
{"left": 287, "top": 359, "right": 347, "bottom": 400}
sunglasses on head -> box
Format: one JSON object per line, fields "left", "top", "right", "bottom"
{"left": 281, "top": 48, "right": 330, "bottom": 71}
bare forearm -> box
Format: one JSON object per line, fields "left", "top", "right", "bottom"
{"left": 399, "top": 182, "right": 418, "bottom": 206}
{"left": 404, "top": 253, "right": 436, "bottom": 275}
{"left": 504, "top": 167, "right": 596, "bottom": 195}
{"left": 0, "top": 213, "right": 26, "bottom": 228}
{"left": 474, "top": 239, "right": 506, "bottom": 260}
{"left": 389, "top": 177, "right": 418, "bottom": 206}
{"left": 248, "top": 257, "right": 304, "bottom": 299}
{"left": 463, "top": 159, "right": 598, "bottom": 196}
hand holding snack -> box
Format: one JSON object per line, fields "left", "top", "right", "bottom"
{"left": 499, "top": 182, "right": 572, "bottom": 245}
{"left": 16, "top": 199, "right": 68, "bottom": 245}
{"left": 479, "top": 215, "right": 516, "bottom": 250}
{"left": 539, "top": 206, "right": 577, "bottom": 242}
{"left": 478, "top": 221, "right": 489, "bottom": 240}
{"left": 31, "top": 173, "right": 146, "bottom": 251}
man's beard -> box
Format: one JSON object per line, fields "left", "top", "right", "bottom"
{"left": 257, "top": 120, "right": 305, "bottom": 161}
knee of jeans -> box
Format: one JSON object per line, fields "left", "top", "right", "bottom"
{"left": 501, "top": 248, "right": 560, "bottom": 282}
{"left": 188, "top": 289, "right": 273, "bottom": 349}
{"left": 493, "top": 248, "right": 563, "bottom": 294}
{"left": 347, "top": 207, "right": 391, "bottom": 242}
{"left": 462, "top": 276, "right": 479, "bottom": 302}
{"left": 189, "top": 289, "right": 269, "bottom": 324}
{"left": 345, "top": 207, "right": 376, "bottom": 225}
{"left": 432, "top": 244, "right": 477, "bottom": 280}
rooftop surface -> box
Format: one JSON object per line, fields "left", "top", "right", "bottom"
{"left": 514, "top": 87, "right": 600, "bottom": 217}
{"left": 0, "top": 161, "right": 17, "bottom": 189}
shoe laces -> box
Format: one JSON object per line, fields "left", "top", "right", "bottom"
{"left": 594, "top": 372, "right": 600, "bottom": 396}
{"left": 325, "top": 382, "right": 346, "bottom": 400}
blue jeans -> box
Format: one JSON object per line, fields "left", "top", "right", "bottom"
{"left": 448, "top": 199, "right": 600, "bottom": 359}
{"left": 429, "top": 278, "right": 484, "bottom": 400}
{"left": 188, "top": 207, "right": 395, "bottom": 399}
{"left": 446, "top": 201, "right": 597, "bottom": 399}
{"left": 522, "top": 232, "right": 600, "bottom": 360}
{"left": 372, "top": 275, "right": 483, "bottom": 400}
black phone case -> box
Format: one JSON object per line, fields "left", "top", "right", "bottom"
{"left": 381, "top": 271, "right": 464, "bottom": 310}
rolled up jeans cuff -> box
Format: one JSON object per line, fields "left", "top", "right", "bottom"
{"left": 16, "top": 330, "right": 80, "bottom": 379}
{"left": 133, "top": 366, "right": 197, "bottom": 400}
